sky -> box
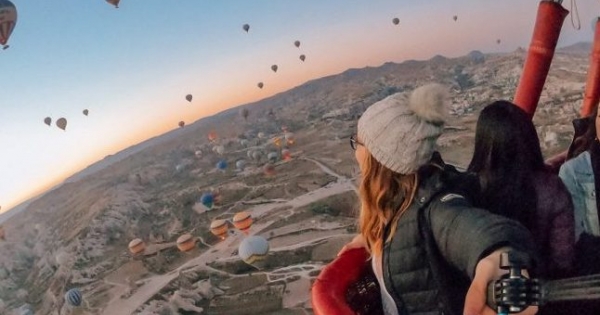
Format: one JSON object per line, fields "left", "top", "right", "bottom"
{"left": 0, "top": 0, "right": 598, "bottom": 212}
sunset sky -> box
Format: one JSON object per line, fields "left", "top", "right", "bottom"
{"left": 0, "top": 0, "right": 598, "bottom": 212}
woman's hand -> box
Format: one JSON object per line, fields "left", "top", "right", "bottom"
{"left": 337, "top": 234, "right": 367, "bottom": 257}
{"left": 463, "top": 248, "right": 538, "bottom": 315}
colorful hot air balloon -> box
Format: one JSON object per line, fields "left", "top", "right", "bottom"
{"left": 271, "top": 65, "right": 278, "bottom": 73}
{"left": 284, "top": 132, "right": 295, "bottom": 145}
{"left": 294, "top": 40, "right": 301, "bottom": 48}
{"left": 271, "top": 137, "right": 282, "bottom": 148}
{"left": 453, "top": 15, "right": 458, "bottom": 21}
{"left": 185, "top": 94, "right": 192, "bottom": 102}
{"left": 257, "top": 82, "right": 264, "bottom": 89}
{"left": 82, "top": 109, "right": 89, "bottom": 116}
{"left": 177, "top": 234, "right": 196, "bottom": 252}
{"left": 0, "top": 0, "right": 17, "bottom": 50}
{"left": 210, "top": 219, "right": 228, "bottom": 240}
{"left": 44, "top": 117, "right": 51, "bottom": 126}
{"left": 238, "top": 236, "right": 269, "bottom": 268}
{"left": 243, "top": 24, "right": 250, "bottom": 32}
{"left": 299, "top": 54, "right": 306, "bottom": 62}
{"left": 267, "top": 151, "right": 279, "bottom": 163}
{"left": 200, "top": 192, "right": 214, "bottom": 209}
{"left": 392, "top": 17, "right": 399, "bottom": 25}
{"left": 178, "top": 121, "right": 185, "bottom": 128}
{"left": 56, "top": 118, "right": 67, "bottom": 131}
{"left": 257, "top": 132, "right": 265, "bottom": 139}
{"left": 128, "top": 239, "right": 145, "bottom": 255}
{"left": 281, "top": 149, "right": 292, "bottom": 161}
{"left": 65, "top": 288, "right": 82, "bottom": 307}
{"left": 263, "top": 163, "right": 275, "bottom": 176}
{"left": 233, "top": 211, "right": 253, "bottom": 234}
{"left": 208, "top": 131, "right": 218, "bottom": 142}
{"left": 216, "top": 159, "right": 227, "bottom": 170}
{"left": 105, "top": 0, "right": 120, "bottom": 8}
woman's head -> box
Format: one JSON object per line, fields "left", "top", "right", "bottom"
{"left": 467, "top": 100, "right": 543, "bottom": 227}
{"left": 468, "top": 100, "right": 545, "bottom": 176}
{"left": 354, "top": 83, "right": 448, "bottom": 255}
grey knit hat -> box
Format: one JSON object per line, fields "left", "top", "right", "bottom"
{"left": 357, "top": 84, "right": 448, "bottom": 174}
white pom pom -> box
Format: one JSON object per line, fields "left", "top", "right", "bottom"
{"left": 409, "top": 83, "right": 448, "bottom": 123}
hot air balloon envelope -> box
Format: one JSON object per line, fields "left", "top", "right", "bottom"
{"left": 243, "top": 24, "right": 250, "bottom": 32}
{"left": 238, "top": 235, "right": 269, "bottom": 268}
{"left": 56, "top": 118, "right": 67, "bottom": 131}
{"left": 106, "top": 0, "right": 120, "bottom": 8}
{"left": 65, "top": 288, "right": 82, "bottom": 307}
{"left": 185, "top": 94, "right": 192, "bottom": 102}
{"left": 216, "top": 160, "right": 227, "bottom": 170}
{"left": 200, "top": 193, "right": 214, "bottom": 209}
{"left": 294, "top": 40, "right": 301, "bottom": 48}
{"left": 392, "top": 18, "right": 399, "bottom": 25}
{"left": 210, "top": 219, "right": 228, "bottom": 239}
{"left": 177, "top": 234, "right": 196, "bottom": 252}
{"left": 82, "top": 109, "right": 89, "bottom": 116}
{"left": 44, "top": 117, "right": 51, "bottom": 126}
{"left": 0, "top": 0, "right": 17, "bottom": 49}
{"left": 271, "top": 65, "right": 278, "bottom": 72}
{"left": 233, "top": 211, "right": 253, "bottom": 233}
{"left": 128, "top": 239, "right": 146, "bottom": 255}
{"left": 257, "top": 82, "right": 264, "bottom": 89}
{"left": 299, "top": 54, "right": 306, "bottom": 62}
{"left": 179, "top": 121, "right": 185, "bottom": 128}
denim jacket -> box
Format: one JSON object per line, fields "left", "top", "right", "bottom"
{"left": 559, "top": 151, "right": 600, "bottom": 239}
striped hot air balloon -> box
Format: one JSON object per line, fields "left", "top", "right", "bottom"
{"left": 233, "top": 211, "right": 253, "bottom": 234}
{"left": 238, "top": 236, "right": 269, "bottom": 269}
{"left": 177, "top": 233, "right": 196, "bottom": 252}
{"left": 65, "top": 288, "right": 82, "bottom": 307}
{"left": 0, "top": 0, "right": 17, "bottom": 50}
{"left": 210, "top": 219, "right": 228, "bottom": 240}
{"left": 128, "top": 238, "right": 145, "bottom": 255}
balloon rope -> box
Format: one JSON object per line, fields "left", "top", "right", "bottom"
{"left": 571, "top": 0, "right": 581, "bottom": 30}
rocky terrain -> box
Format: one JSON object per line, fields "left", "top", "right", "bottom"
{"left": 0, "top": 42, "right": 592, "bottom": 314}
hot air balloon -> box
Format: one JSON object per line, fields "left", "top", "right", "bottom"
{"left": 294, "top": 40, "right": 301, "bottom": 48}
{"left": 240, "top": 108, "right": 249, "bottom": 121}
{"left": 263, "top": 163, "right": 276, "bottom": 176}
{"left": 177, "top": 234, "right": 196, "bottom": 252}
{"left": 271, "top": 65, "right": 278, "bottom": 73}
{"left": 65, "top": 288, "right": 82, "bottom": 307}
{"left": 128, "top": 239, "right": 145, "bottom": 255}
{"left": 257, "top": 132, "right": 265, "bottom": 139}
{"left": 240, "top": 139, "right": 249, "bottom": 147}
{"left": 257, "top": 82, "right": 264, "bottom": 89}
{"left": 392, "top": 17, "right": 399, "bottom": 25}
{"left": 299, "top": 54, "right": 306, "bottom": 62}
{"left": 56, "top": 118, "right": 67, "bottom": 131}
{"left": 252, "top": 150, "right": 262, "bottom": 162}
{"left": 281, "top": 125, "right": 288, "bottom": 132}
{"left": 106, "top": 0, "right": 120, "bottom": 8}
{"left": 233, "top": 211, "right": 253, "bottom": 234}
{"left": 44, "top": 117, "right": 51, "bottom": 126}
{"left": 0, "top": 0, "right": 17, "bottom": 50}
{"left": 453, "top": 15, "right": 458, "bottom": 21}
{"left": 194, "top": 150, "right": 203, "bottom": 158}
{"left": 282, "top": 149, "right": 292, "bottom": 161}
{"left": 267, "top": 151, "right": 279, "bottom": 163}
{"left": 497, "top": 39, "right": 501, "bottom": 44}
{"left": 178, "top": 121, "right": 185, "bottom": 128}
{"left": 284, "top": 132, "right": 295, "bottom": 145}
{"left": 210, "top": 219, "right": 229, "bottom": 240}
{"left": 200, "top": 192, "right": 214, "bottom": 209}
{"left": 214, "top": 145, "right": 225, "bottom": 155}
{"left": 208, "top": 131, "right": 218, "bottom": 142}
{"left": 185, "top": 94, "right": 192, "bottom": 102}
{"left": 238, "top": 235, "right": 269, "bottom": 268}
{"left": 82, "top": 109, "right": 89, "bottom": 116}
{"left": 235, "top": 159, "right": 247, "bottom": 170}
{"left": 216, "top": 159, "right": 227, "bottom": 170}
{"left": 272, "top": 137, "right": 282, "bottom": 148}
{"left": 243, "top": 24, "right": 250, "bottom": 32}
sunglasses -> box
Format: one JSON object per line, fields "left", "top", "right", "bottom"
{"left": 350, "top": 135, "right": 363, "bottom": 150}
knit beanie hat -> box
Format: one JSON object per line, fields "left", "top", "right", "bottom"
{"left": 357, "top": 84, "right": 448, "bottom": 174}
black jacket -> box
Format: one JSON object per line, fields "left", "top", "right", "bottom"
{"left": 382, "top": 161, "right": 537, "bottom": 315}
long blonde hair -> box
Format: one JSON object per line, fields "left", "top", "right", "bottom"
{"left": 358, "top": 153, "right": 418, "bottom": 256}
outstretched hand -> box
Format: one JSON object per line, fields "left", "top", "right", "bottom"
{"left": 337, "top": 234, "right": 367, "bottom": 257}
{"left": 463, "top": 248, "right": 538, "bottom": 315}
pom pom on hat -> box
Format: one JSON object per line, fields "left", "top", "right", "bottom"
{"left": 357, "top": 84, "right": 448, "bottom": 174}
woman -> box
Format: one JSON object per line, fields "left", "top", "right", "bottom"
{"left": 559, "top": 104, "right": 600, "bottom": 273}
{"left": 341, "top": 84, "right": 537, "bottom": 315}
{"left": 467, "top": 101, "right": 575, "bottom": 278}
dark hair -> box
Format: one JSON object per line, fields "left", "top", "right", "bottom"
{"left": 467, "top": 100, "right": 545, "bottom": 229}
{"left": 568, "top": 105, "right": 598, "bottom": 159}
